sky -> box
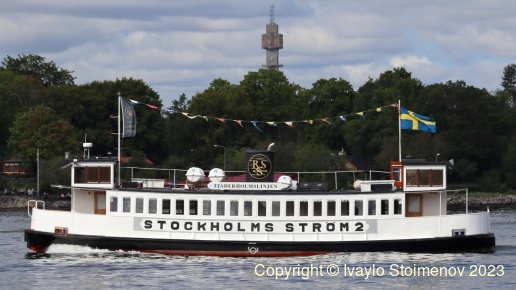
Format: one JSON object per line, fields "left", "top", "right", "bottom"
{"left": 2, "top": 0, "right": 516, "bottom": 107}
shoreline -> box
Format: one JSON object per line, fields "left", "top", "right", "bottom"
{"left": 447, "top": 194, "right": 516, "bottom": 206}
{"left": 2, "top": 195, "right": 516, "bottom": 209}
{"left": 0, "top": 196, "right": 70, "bottom": 209}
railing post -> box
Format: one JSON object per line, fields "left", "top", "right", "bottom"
{"left": 466, "top": 188, "right": 468, "bottom": 214}
{"left": 334, "top": 172, "right": 338, "bottom": 190}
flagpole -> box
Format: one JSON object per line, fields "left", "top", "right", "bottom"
{"left": 398, "top": 99, "right": 401, "bottom": 162}
{"left": 118, "top": 93, "right": 121, "bottom": 187}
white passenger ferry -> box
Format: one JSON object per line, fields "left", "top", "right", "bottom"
{"left": 25, "top": 145, "right": 495, "bottom": 256}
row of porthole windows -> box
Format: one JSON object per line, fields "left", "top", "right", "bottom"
{"left": 109, "top": 197, "right": 404, "bottom": 217}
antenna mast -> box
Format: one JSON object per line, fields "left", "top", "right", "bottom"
{"left": 270, "top": 4, "right": 274, "bottom": 24}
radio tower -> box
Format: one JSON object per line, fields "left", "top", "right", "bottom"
{"left": 261, "top": 5, "right": 283, "bottom": 70}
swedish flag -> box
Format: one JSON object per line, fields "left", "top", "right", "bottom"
{"left": 400, "top": 106, "right": 436, "bottom": 133}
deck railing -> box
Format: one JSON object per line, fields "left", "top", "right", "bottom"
{"left": 120, "top": 166, "right": 390, "bottom": 190}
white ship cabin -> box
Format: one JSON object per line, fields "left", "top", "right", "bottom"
{"left": 64, "top": 156, "right": 451, "bottom": 222}
{"left": 389, "top": 159, "right": 449, "bottom": 218}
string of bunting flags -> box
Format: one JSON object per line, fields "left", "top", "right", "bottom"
{"left": 167, "top": 104, "right": 399, "bottom": 133}
{"left": 127, "top": 98, "right": 436, "bottom": 134}
{"left": 127, "top": 98, "right": 159, "bottom": 110}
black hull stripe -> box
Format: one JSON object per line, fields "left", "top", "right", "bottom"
{"left": 24, "top": 230, "right": 495, "bottom": 257}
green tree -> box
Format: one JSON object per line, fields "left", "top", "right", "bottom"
{"left": 7, "top": 105, "right": 78, "bottom": 161}
{"left": 9, "top": 75, "right": 52, "bottom": 108}
{"left": 0, "top": 70, "right": 19, "bottom": 155}
{"left": 57, "top": 78, "right": 165, "bottom": 163}
{"left": 50, "top": 83, "right": 113, "bottom": 157}
{"left": 300, "top": 77, "right": 356, "bottom": 150}
{"left": 501, "top": 63, "right": 516, "bottom": 107}
{"left": 348, "top": 67, "right": 423, "bottom": 166}
{"left": 419, "top": 81, "right": 512, "bottom": 181}
{"left": 39, "top": 157, "right": 72, "bottom": 194}
{"left": 1, "top": 54, "right": 75, "bottom": 86}
{"left": 238, "top": 69, "right": 300, "bottom": 145}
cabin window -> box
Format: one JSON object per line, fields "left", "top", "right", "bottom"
{"left": 327, "top": 200, "right": 336, "bottom": 216}
{"left": 394, "top": 199, "right": 402, "bottom": 215}
{"left": 149, "top": 198, "right": 157, "bottom": 214}
{"left": 341, "top": 200, "right": 350, "bottom": 216}
{"left": 230, "top": 200, "right": 239, "bottom": 216}
{"left": 406, "top": 169, "right": 417, "bottom": 187}
{"left": 419, "top": 170, "right": 431, "bottom": 186}
{"left": 432, "top": 170, "right": 444, "bottom": 186}
{"left": 392, "top": 167, "right": 402, "bottom": 181}
{"left": 136, "top": 198, "right": 144, "bottom": 213}
{"left": 408, "top": 195, "right": 421, "bottom": 212}
{"left": 74, "top": 166, "right": 111, "bottom": 184}
{"left": 216, "top": 200, "right": 225, "bottom": 216}
{"left": 203, "top": 200, "right": 211, "bottom": 215}
{"left": 313, "top": 201, "right": 322, "bottom": 216}
{"left": 74, "top": 167, "right": 85, "bottom": 183}
{"left": 123, "top": 197, "right": 131, "bottom": 213}
{"left": 381, "top": 199, "right": 389, "bottom": 215}
{"left": 162, "top": 199, "right": 171, "bottom": 214}
{"left": 300, "top": 201, "right": 309, "bottom": 216}
{"left": 354, "top": 200, "right": 363, "bottom": 216}
{"left": 189, "top": 200, "right": 198, "bottom": 215}
{"left": 98, "top": 167, "right": 111, "bottom": 183}
{"left": 110, "top": 196, "right": 118, "bottom": 212}
{"left": 176, "top": 199, "right": 184, "bottom": 215}
{"left": 258, "top": 201, "right": 267, "bottom": 216}
{"left": 406, "top": 194, "right": 423, "bottom": 217}
{"left": 368, "top": 200, "right": 376, "bottom": 215}
{"left": 272, "top": 201, "right": 280, "bottom": 216}
{"left": 406, "top": 169, "right": 444, "bottom": 187}
{"left": 244, "top": 201, "right": 253, "bottom": 216}
{"left": 286, "top": 201, "right": 295, "bottom": 216}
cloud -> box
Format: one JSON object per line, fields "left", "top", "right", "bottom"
{"left": 390, "top": 55, "right": 432, "bottom": 69}
{"left": 1, "top": 0, "right": 516, "bottom": 107}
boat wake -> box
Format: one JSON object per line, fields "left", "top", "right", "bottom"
{"left": 46, "top": 244, "right": 112, "bottom": 254}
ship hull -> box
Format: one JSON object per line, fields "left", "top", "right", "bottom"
{"left": 25, "top": 229, "right": 495, "bottom": 257}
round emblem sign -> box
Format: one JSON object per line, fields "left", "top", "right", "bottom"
{"left": 247, "top": 154, "right": 272, "bottom": 179}
{"left": 124, "top": 107, "right": 135, "bottom": 118}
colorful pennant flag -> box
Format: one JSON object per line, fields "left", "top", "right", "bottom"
{"left": 251, "top": 121, "right": 263, "bottom": 133}
{"left": 182, "top": 113, "right": 198, "bottom": 119}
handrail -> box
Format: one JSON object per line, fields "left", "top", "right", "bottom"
{"left": 120, "top": 166, "right": 391, "bottom": 190}
{"left": 27, "top": 200, "right": 45, "bottom": 217}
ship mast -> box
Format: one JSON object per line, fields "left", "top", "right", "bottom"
{"left": 118, "top": 93, "right": 121, "bottom": 186}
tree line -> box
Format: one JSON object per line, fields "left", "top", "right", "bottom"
{"left": 1, "top": 53, "right": 516, "bottom": 193}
